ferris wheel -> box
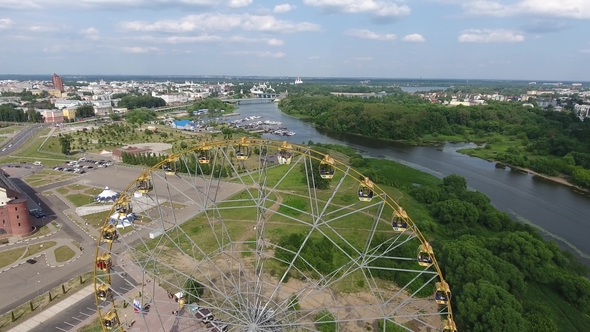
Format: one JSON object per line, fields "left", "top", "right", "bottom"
{"left": 93, "top": 138, "right": 456, "bottom": 332}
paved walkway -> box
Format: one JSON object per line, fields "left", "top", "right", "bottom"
{"left": 6, "top": 285, "right": 95, "bottom": 332}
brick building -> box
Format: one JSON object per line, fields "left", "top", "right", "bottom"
{"left": 0, "top": 172, "right": 33, "bottom": 238}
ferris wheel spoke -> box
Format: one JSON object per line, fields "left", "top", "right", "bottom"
{"left": 385, "top": 271, "right": 438, "bottom": 317}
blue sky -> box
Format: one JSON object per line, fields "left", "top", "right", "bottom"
{"left": 0, "top": 0, "right": 589, "bottom": 80}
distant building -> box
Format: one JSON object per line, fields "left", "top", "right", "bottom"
{"left": 0, "top": 172, "right": 34, "bottom": 238}
{"left": 39, "top": 109, "right": 65, "bottom": 123}
{"left": 294, "top": 77, "right": 303, "bottom": 84}
{"left": 52, "top": 73, "right": 64, "bottom": 92}
{"left": 62, "top": 108, "right": 77, "bottom": 120}
{"left": 159, "top": 93, "right": 187, "bottom": 104}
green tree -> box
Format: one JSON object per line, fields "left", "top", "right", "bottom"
{"left": 75, "top": 104, "right": 95, "bottom": 118}
{"left": 58, "top": 134, "right": 73, "bottom": 155}
{"left": 300, "top": 159, "right": 330, "bottom": 190}
{"left": 457, "top": 280, "right": 528, "bottom": 332}
{"left": 183, "top": 278, "right": 204, "bottom": 304}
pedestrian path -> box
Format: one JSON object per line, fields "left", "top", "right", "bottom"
{"left": 6, "top": 285, "right": 95, "bottom": 332}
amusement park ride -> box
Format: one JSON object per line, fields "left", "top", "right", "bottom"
{"left": 93, "top": 139, "right": 457, "bottom": 332}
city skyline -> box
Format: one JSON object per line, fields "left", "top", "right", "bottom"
{"left": 0, "top": 0, "right": 589, "bottom": 80}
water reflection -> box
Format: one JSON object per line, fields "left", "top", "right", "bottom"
{"left": 237, "top": 102, "right": 590, "bottom": 261}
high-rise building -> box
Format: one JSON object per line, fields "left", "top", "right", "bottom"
{"left": 52, "top": 73, "right": 64, "bottom": 92}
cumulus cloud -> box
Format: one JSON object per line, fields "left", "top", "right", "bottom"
{"left": 303, "top": 0, "right": 411, "bottom": 19}
{"left": 345, "top": 29, "right": 396, "bottom": 41}
{"left": 120, "top": 13, "right": 321, "bottom": 34}
{"left": 122, "top": 46, "right": 160, "bottom": 53}
{"left": 459, "top": 0, "right": 590, "bottom": 20}
{"left": 0, "top": 18, "right": 13, "bottom": 29}
{"left": 458, "top": 29, "right": 525, "bottom": 43}
{"left": 0, "top": 0, "right": 251, "bottom": 10}
{"left": 134, "top": 34, "right": 284, "bottom": 46}
{"left": 402, "top": 33, "right": 425, "bottom": 42}
{"left": 230, "top": 51, "right": 286, "bottom": 58}
{"left": 79, "top": 27, "right": 100, "bottom": 40}
{"left": 274, "top": 3, "right": 295, "bottom": 13}
{"left": 227, "top": 0, "right": 252, "bottom": 8}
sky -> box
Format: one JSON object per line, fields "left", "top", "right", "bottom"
{"left": 0, "top": 0, "right": 589, "bottom": 80}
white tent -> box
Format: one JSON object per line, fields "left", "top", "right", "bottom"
{"left": 108, "top": 212, "right": 136, "bottom": 229}
{"left": 95, "top": 186, "right": 120, "bottom": 203}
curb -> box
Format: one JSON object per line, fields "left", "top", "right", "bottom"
{"left": 35, "top": 173, "right": 85, "bottom": 189}
{"left": 0, "top": 226, "right": 60, "bottom": 248}
{"left": 0, "top": 253, "right": 44, "bottom": 273}
{"left": 64, "top": 214, "right": 96, "bottom": 240}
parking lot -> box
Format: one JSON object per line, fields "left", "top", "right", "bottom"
{"left": 51, "top": 157, "right": 114, "bottom": 175}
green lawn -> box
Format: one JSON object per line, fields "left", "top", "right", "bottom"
{"left": 55, "top": 187, "right": 69, "bottom": 195}
{"left": 82, "top": 211, "right": 112, "bottom": 231}
{"left": 23, "top": 170, "right": 79, "bottom": 188}
{"left": 24, "top": 241, "right": 57, "bottom": 257}
{"left": 65, "top": 194, "right": 96, "bottom": 207}
{"left": 0, "top": 247, "right": 26, "bottom": 268}
{"left": 54, "top": 245, "right": 76, "bottom": 263}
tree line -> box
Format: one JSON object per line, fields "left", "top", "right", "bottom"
{"left": 279, "top": 94, "right": 590, "bottom": 187}
{"left": 118, "top": 95, "right": 166, "bottom": 109}
{"left": 0, "top": 104, "right": 43, "bottom": 122}
{"left": 188, "top": 98, "right": 236, "bottom": 114}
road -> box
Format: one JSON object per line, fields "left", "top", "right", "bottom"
{"left": 0, "top": 178, "right": 94, "bottom": 316}
{"left": 0, "top": 125, "right": 43, "bottom": 157}
{"left": 28, "top": 268, "right": 136, "bottom": 332}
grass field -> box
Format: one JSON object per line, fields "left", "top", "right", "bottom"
{"left": 24, "top": 241, "right": 57, "bottom": 257}
{"left": 54, "top": 245, "right": 76, "bottom": 262}
{"left": 0, "top": 247, "right": 26, "bottom": 268}
{"left": 65, "top": 193, "right": 96, "bottom": 207}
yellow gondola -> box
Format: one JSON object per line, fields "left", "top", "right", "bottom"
{"left": 102, "top": 310, "right": 119, "bottom": 330}
{"left": 101, "top": 224, "right": 118, "bottom": 243}
{"left": 391, "top": 207, "right": 409, "bottom": 232}
{"left": 163, "top": 156, "right": 179, "bottom": 175}
{"left": 114, "top": 195, "right": 132, "bottom": 215}
{"left": 358, "top": 177, "right": 375, "bottom": 202}
{"left": 198, "top": 143, "right": 212, "bottom": 164}
{"left": 434, "top": 281, "right": 451, "bottom": 305}
{"left": 417, "top": 242, "right": 434, "bottom": 267}
{"left": 319, "top": 155, "right": 335, "bottom": 179}
{"left": 278, "top": 141, "right": 293, "bottom": 165}
{"left": 97, "top": 284, "right": 111, "bottom": 301}
{"left": 179, "top": 298, "right": 186, "bottom": 309}
{"left": 96, "top": 252, "right": 112, "bottom": 271}
{"left": 442, "top": 316, "right": 457, "bottom": 332}
{"left": 235, "top": 137, "right": 250, "bottom": 161}
{"left": 136, "top": 174, "right": 153, "bottom": 194}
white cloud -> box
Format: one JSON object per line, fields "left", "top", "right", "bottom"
{"left": 120, "top": 13, "right": 321, "bottom": 34}
{"left": 459, "top": 0, "right": 590, "bottom": 20}
{"left": 133, "top": 35, "right": 284, "bottom": 46}
{"left": 230, "top": 51, "right": 286, "bottom": 58}
{"left": 0, "top": 0, "right": 251, "bottom": 10}
{"left": 267, "top": 38, "right": 284, "bottom": 46}
{"left": 345, "top": 29, "right": 396, "bottom": 41}
{"left": 458, "top": 29, "right": 525, "bottom": 43}
{"left": 353, "top": 56, "right": 373, "bottom": 61}
{"left": 79, "top": 27, "right": 100, "bottom": 40}
{"left": 308, "top": 55, "right": 320, "bottom": 60}
{"left": 122, "top": 46, "right": 160, "bottom": 53}
{"left": 580, "top": 49, "right": 590, "bottom": 54}
{"left": 402, "top": 33, "right": 425, "bottom": 42}
{"left": 274, "top": 3, "right": 295, "bottom": 13}
{"left": 303, "top": 0, "right": 411, "bottom": 18}
{"left": 227, "top": 0, "right": 252, "bottom": 8}
{"left": 29, "top": 25, "right": 62, "bottom": 32}
{"left": 0, "top": 18, "right": 13, "bottom": 29}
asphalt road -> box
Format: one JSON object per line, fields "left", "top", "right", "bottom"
{"left": 28, "top": 268, "right": 136, "bottom": 332}
{"left": 0, "top": 125, "right": 43, "bottom": 156}
{"left": 0, "top": 178, "right": 95, "bottom": 316}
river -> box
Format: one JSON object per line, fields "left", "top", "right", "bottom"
{"left": 235, "top": 102, "right": 590, "bottom": 265}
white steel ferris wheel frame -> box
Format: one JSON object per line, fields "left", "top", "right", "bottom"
{"left": 93, "top": 138, "right": 455, "bottom": 332}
